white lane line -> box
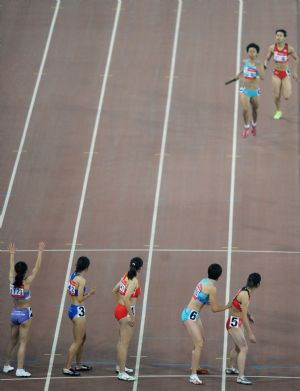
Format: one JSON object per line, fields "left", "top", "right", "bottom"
{"left": 1, "top": 248, "right": 300, "bottom": 254}
{"left": 43, "top": 1, "right": 122, "bottom": 390}
{"left": 0, "top": 0, "right": 61, "bottom": 229}
{"left": 132, "top": 1, "right": 183, "bottom": 390}
{"left": 221, "top": 1, "right": 244, "bottom": 391}
{"left": 2, "top": 374, "right": 300, "bottom": 382}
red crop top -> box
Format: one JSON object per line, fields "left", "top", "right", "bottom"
{"left": 119, "top": 273, "right": 141, "bottom": 298}
{"left": 232, "top": 287, "right": 250, "bottom": 312}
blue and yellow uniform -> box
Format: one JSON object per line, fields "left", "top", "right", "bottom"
{"left": 67, "top": 272, "right": 87, "bottom": 320}
{"left": 240, "top": 60, "right": 261, "bottom": 98}
{"left": 181, "top": 278, "right": 213, "bottom": 321}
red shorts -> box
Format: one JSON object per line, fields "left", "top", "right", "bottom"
{"left": 226, "top": 315, "right": 243, "bottom": 331}
{"left": 114, "top": 304, "right": 128, "bottom": 321}
{"left": 273, "top": 68, "right": 290, "bottom": 80}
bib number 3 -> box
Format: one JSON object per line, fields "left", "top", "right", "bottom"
{"left": 77, "top": 306, "right": 86, "bottom": 317}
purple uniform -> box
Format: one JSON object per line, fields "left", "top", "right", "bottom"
{"left": 10, "top": 282, "right": 32, "bottom": 325}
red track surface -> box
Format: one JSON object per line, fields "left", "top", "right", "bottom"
{"left": 0, "top": 1, "right": 299, "bottom": 390}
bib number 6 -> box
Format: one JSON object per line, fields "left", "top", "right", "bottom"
{"left": 189, "top": 310, "right": 199, "bottom": 321}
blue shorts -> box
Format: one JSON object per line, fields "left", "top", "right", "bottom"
{"left": 68, "top": 304, "right": 86, "bottom": 320}
{"left": 240, "top": 86, "right": 261, "bottom": 98}
{"left": 181, "top": 307, "right": 200, "bottom": 322}
{"left": 11, "top": 307, "right": 33, "bottom": 325}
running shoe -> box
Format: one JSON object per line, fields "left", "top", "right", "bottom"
{"left": 16, "top": 368, "right": 31, "bottom": 377}
{"left": 251, "top": 125, "right": 256, "bottom": 136}
{"left": 226, "top": 367, "right": 239, "bottom": 375}
{"left": 189, "top": 374, "right": 203, "bottom": 385}
{"left": 237, "top": 376, "right": 252, "bottom": 385}
{"left": 118, "top": 372, "right": 136, "bottom": 381}
{"left": 3, "top": 365, "right": 14, "bottom": 374}
{"left": 75, "top": 364, "right": 92, "bottom": 371}
{"left": 243, "top": 127, "right": 249, "bottom": 138}
{"left": 116, "top": 365, "right": 134, "bottom": 374}
{"left": 273, "top": 110, "right": 282, "bottom": 120}
{"left": 62, "top": 368, "right": 80, "bottom": 376}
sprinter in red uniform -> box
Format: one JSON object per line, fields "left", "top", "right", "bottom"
{"left": 112, "top": 257, "right": 143, "bottom": 381}
{"left": 226, "top": 273, "right": 261, "bottom": 385}
{"left": 264, "top": 29, "right": 298, "bottom": 119}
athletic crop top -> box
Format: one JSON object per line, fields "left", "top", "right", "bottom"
{"left": 232, "top": 287, "right": 251, "bottom": 312}
{"left": 243, "top": 60, "right": 259, "bottom": 80}
{"left": 273, "top": 43, "right": 289, "bottom": 63}
{"left": 119, "top": 273, "right": 141, "bottom": 298}
{"left": 192, "top": 278, "right": 213, "bottom": 304}
{"left": 10, "top": 282, "right": 31, "bottom": 300}
{"left": 68, "top": 272, "right": 87, "bottom": 296}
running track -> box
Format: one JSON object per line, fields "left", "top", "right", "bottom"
{"left": 0, "top": 1, "right": 299, "bottom": 390}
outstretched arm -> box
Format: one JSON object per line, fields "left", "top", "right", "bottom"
{"left": 8, "top": 243, "right": 16, "bottom": 283}
{"left": 209, "top": 286, "right": 231, "bottom": 313}
{"left": 26, "top": 241, "right": 45, "bottom": 284}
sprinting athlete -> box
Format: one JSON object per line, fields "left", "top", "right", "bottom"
{"left": 63, "top": 257, "right": 95, "bottom": 376}
{"left": 112, "top": 257, "right": 143, "bottom": 382}
{"left": 226, "top": 273, "right": 261, "bottom": 385}
{"left": 233, "top": 43, "right": 265, "bottom": 137}
{"left": 181, "top": 263, "right": 231, "bottom": 385}
{"left": 3, "top": 242, "right": 45, "bottom": 377}
{"left": 264, "top": 29, "right": 299, "bottom": 119}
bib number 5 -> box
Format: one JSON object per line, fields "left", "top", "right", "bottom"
{"left": 229, "top": 316, "right": 239, "bottom": 328}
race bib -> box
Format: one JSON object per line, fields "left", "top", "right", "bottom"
{"left": 229, "top": 316, "right": 239, "bottom": 328}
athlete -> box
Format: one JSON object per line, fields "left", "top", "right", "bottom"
{"left": 226, "top": 273, "right": 261, "bottom": 385}
{"left": 63, "top": 256, "right": 96, "bottom": 376}
{"left": 181, "top": 263, "right": 231, "bottom": 385}
{"left": 264, "top": 29, "right": 298, "bottom": 119}
{"left": 233, "top": 43, "right": 265, "bottom": 137}
{"left": 3, "top": 242, "right": 45, "bottom": 377}
{"left": 112, "top": 257, "right": 143, "bottom": 381}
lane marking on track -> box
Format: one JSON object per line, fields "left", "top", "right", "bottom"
{"left": 43, "top": 2, "right": 122, "bottom": 390}
{"left": 0, "top": 0, "right": 61, "bottom": 229}
{"left": 1, "top": 248, "right": 300, "bottom": 254}
{"left": 132, "top": 2, "right": 183, "bottom": 391}
{"left": 221, "top": 2, "right": 244, "bottom": 391}
{"left": 2, "top": 374, "right": 300, "bottom": 382}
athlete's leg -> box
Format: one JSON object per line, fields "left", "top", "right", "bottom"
{"left": 281, "top": 76, "right": 292, "bottom": 100}
{"left": 228, "top": 327, "right": 248, "bottom": 377}
{"left": 117, "top": 317, "right": 134, "bottom": 373}
{"left": 240, "top": 92, "right": 250, "bottom": 125}
{"left": 17, "top": 319, "right": 32, "bottom": 369}
{"left": 250, "top": 96, "right": 259, "bottom": 124}
{"left": 64, "top": 317, "right": 86, "bottom": 370}
{"left": 184, "top": 319, "right": 205, "bottom": 375}
{"left": 75, "top": 332, "right": 86, "bottom": 367}
{"left": 272, "top": 75, "right": 282, "bottom": 111}
{"left": 4, "top": 325, "right": 19, "bottom": 365}
{"left": 228, "top": 345, "right": 240, "bottom": 369}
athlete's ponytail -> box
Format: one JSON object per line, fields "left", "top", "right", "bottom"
{"left": 75, "top": 256, "right": 90, "bottom": 274}
{"left": 127, "top": 257, "right": 143, "bottom": 280}
{"left": 246, "top": 273, "right": 261, "bottom": 289}
{"left": 14, "top": 261, "right": 28, "bottom": 287}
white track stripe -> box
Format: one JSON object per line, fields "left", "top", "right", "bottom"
{"left": 43, "top": 2, "right": 122, "bottom": 390}
{"left": 0, "top": 0, "right": 61, "bottom": 229}
{"left": 2, "top": 374, "right": 300, "bottom": 382}
{"left": 1, "top": 248, "right": 300, "bottom": 254}
{"left": 132, "top": 1, "right": 183, "bottom": 390}
{"left": 221, "top": 1, "right": 243, "bottom": 391}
